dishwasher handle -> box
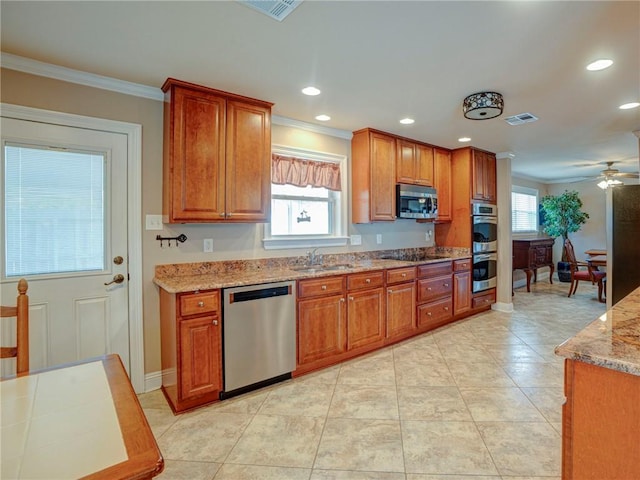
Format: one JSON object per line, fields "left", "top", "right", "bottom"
{"left": 229, "top": 285, "right": 292, "bottom": 303}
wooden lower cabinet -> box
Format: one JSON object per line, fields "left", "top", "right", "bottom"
{"left": 472, "top": 288, "right": 496, "bottom": 311}
{"left": 562, "top": 359, "right": 640, "bottom": 479}
{"left": 347, "top": 287, "right": 385, "bottom": 350}
{"left": 417, "top": 297, "right": 453, "bottom": 329}
{"left": 297, "top": 294, "right": 347, "bottom": 366}
{"left": 160, "top": 289, "right": 222, "bottom": 414}
{"left": 453, "top": 259, "right": 472, "bottom": 316}
{"left": 386, "top": 281, "right": 417, "bottom": 341}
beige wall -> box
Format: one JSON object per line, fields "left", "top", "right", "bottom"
{"left": 1, "top": 68, "right": 436, "bottom": 377}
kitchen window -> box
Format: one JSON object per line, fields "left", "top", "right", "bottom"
{"left": 512, "top": 185, "right": 539, "bottom": 234}
{"left": 263, "top": 146, "right": 348, "bottom": 250}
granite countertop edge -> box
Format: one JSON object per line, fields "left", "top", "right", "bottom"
{"left": 555, "top": 286, "right": 640, "bottom": 377}
{"left": 153, "top": 254, "right": 470, "bottom": 293}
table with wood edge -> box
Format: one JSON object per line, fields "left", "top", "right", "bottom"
{"left": 0, "top": 354, "right": 164, "bottom": 480}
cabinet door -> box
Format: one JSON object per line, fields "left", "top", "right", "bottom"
{"left": 168, "top": 87, "right": 226, "bottom": 222}
{"left": 370, "top": 132, "right": 396, "bottom": 221}
{"left": 225, "top": 100, "right": 271, "bottom": 222}
{"left": 415, "top": 144, "right": 434, "bottom": 186}
{"left": 396, "top": 139, "right": 416, "bottom": 184}
{"left": 386, "top": 282, "right": 416, "bottom": 340}
{"left": 179, "top": 315, "right": 222, "bottom": 399}
{"left": 347, "top": 288, "right": 385, "bottom": 350}
{"left": 472, "top": 150, "right": 487, "bottom": 201}
{"left": 453, "top": 271, "right": 471, "bottom": 316}
{"left": 484, "top": 153, "right": 497, "bottom": 203}
{"left": 298, "top": 295, "right": 347, "bottom": 366}
{"left": 434, "top": 148, "right": 452, "bottom": 221}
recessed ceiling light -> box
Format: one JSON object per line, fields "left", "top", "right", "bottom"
{"left": 301, "top": 86, "right": 321, "bottom": 96}
{"left": 586, "top": 59, "right": 613, "bottom": 71}
{"left": 399, "top": 118, "right": 415, "bottom": 125}
{"left": 619, "top": 102, "right": 640, "bottom": 110}
{"left": 458, "top": 137, "right": 472, "bottom": 143}
{"left": 315, "top": 114, "right": 331, "bottom": 121}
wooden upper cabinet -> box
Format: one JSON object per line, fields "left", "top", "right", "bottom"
{"left": 162, "top": 78, "right": 272, "bottom": 223}
{"left": 396, "top": 140, "right": 434, "bottom": 186}
{"left": 471, "top": 149, "right": 497, "bottom": 203}
{"left": 352, "top": 128, "right": 396, "bottom": 223}
{"left": 434, "top": 148, "right": 452, "bottom": 222}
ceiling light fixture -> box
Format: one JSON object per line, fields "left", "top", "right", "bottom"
{"left": 619, "top": 102, "right": 640, "bottom": 110}
{"left": 586, "top": 59, "right": 613, "bottom": 71}
{"left": 301, "top": 86, "right": 320, "bottom": 96}
{"left": 399, "top": 118, "right": 415, "bottom": 125}
{"left": 463, "top": 92, "right": 504, "bottom": 120}
{"left": 597, "top": 178, "right": 623, "bottom": 190}
{"left": 458, "top": 137, "right": 471, "bottom": 143}
{"left": 315, "top": 114, "right": 331, "bottom": 121}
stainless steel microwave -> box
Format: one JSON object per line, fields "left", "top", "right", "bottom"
{"left": 396, "top": 184, "right": 438, "bottom": 219}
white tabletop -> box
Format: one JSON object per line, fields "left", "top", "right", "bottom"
{"left": 1, "top": 360, "right": 128, "bottom": 479}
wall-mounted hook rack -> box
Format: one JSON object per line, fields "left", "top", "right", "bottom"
{"left": 156, "top": 233, "right": 187, "bottom": 247}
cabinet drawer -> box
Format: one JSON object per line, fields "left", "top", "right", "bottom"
{"left": 417, "top": 276, "right": 452, "bottom": 303}
{"left": 179, "top": 291, "right": 220, "bottom": 317}
{"left": 298, "top": 276, "right": 345, "bottom": 298}
{"left": 418, "top": 261, "right": 452, "bottom": 278}
{"left": 417, "top": 297, "right": 453, "bottom": 329}
{"left": 453, "top": 259, "right": 471, "bottom": 272}
{"left": 472, "top": 289, "right": 496, "bottom": 309}
{"left": 386, "top": 266, "right": 416, "bottom": 285}
{"left": 347, "top": 270, "right": 384, "bottom": 291}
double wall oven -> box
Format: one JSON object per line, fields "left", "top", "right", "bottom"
{"left": 472, "top": 203, "right": 497, "bottom": 293}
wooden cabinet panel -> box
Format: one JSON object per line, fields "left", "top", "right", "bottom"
{"left": 347, "top": 270, "right": 384, "bottom": 290}
{"left": 297, "top": 295, "right": 347, "bottom": 365}
{"left": 162, "top": 78, "right": 272, "bottom": 223}
{"left": 453, "top": 270, "right": 472, "bottom": 316}
{"left": 472, "top": 288, "right": 496, "bottom": 309}
{"left": 225, "top": 100, "right": 271, "bottom": 222}
{"left": 298, "top": 276, "right": 345, "bottom": 298}
{"left": 415, "top": 144, "right": 434, "bottom": 186}
{"left": 351, "top": 128, "right": 396, "bottom": 223}
{"left": 179, "top": 315, "right": 222, "bottom": 399}
{"left": 396, "top": 139, "right": 416, "bottom": 184}
{"left": 472, "top": 149, "right": 497, "bottom": 203}
{"left": 179, "top": 291, "right": 220, "bottom": 316}
{"left": 434, "top": 148, "right": 452, "bottom": 222}
{"left": 386, "top": 281, "right": 416, "bottom": 340}
{"left": 453, "top": 258, "right": 472, "bottom": 272}
{"left": 418, "top": 261, "right": 452, "bottom": 278}
{"left": 417, "top": 275, "right": 453, "bottom": 303}
{"left": 347, "top": 288, "right": 385, "bottom": 350}
{"left": 417, "top": 297, "right": 453, "bottom": 329}
{"left": 386, "top": 266, "right": 416, "bottom": 285}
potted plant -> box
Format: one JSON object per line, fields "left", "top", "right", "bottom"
{"left": 540, "top": 190, "right": 589, "bottom": 282}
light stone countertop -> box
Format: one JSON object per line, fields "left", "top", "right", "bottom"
{"left": 555, "top": 286, "right": 640, "bottom": 377}
{"left": 153, "top": 248, "right": 471, "bottom": 293}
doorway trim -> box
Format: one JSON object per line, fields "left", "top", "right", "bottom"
{"left": 1, "top": 103, "right": 144, "bottom": 392}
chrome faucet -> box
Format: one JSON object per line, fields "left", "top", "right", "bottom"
{"left": 307, "top": 248, "right": 322, "bottom": 265}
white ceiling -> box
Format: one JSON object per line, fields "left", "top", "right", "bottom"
{"left": 1, "top": 1, "right": 639, "bottom": 183}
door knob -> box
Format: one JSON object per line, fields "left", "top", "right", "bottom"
{"left": 113, "top": 256, "right": 124, "bottom": 265}
{"left": 104, "top": 274, "right": 125, "bottom": 285}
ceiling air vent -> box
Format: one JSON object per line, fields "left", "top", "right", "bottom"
{"left": 504, "top": 113, "right": 539, "bottom": 126}
{"left": 238, "top": 0, "right": 303, "bottom": 21}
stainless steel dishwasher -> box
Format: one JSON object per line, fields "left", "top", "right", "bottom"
{"left": 222, "top": 281, "right": 296, "bottom": 396}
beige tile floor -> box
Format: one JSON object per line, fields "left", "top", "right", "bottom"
{"left": 139, "top": 278, "right": 606, "bottom": 480}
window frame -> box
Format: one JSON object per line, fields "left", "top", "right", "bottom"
{"left": 511, "top": 185, "right": 539, "bottom": 235}
{"left": 263, "top": 145, "right": 348, "bottom": 250}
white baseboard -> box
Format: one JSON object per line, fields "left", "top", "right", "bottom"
{"left": 144, "top": 370, "right": 163, "bottom": 393}
{"left": 492, "top": 302, "right": 514, "bottom": 312}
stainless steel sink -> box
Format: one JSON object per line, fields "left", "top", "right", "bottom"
{"left": 290, "top": 263, "right": 354, "bottom": 273}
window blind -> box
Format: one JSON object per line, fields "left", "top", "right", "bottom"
{"left": 512, "top": 191, "right": 538, "bottom": 233}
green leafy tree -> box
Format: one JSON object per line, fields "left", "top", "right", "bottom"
{"left": 540, "top": 190, "right": 589, "bottom": 261}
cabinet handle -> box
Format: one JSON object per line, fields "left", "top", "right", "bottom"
{"left": 227, "top": 213, "right": 232, "bottom": 217}
{"left": 401, "top": 273, "right": 407, "bottom": 277}
{"left": 212, "top": 319, "right": 218, "bottom": 326}
{"left": 219, "top": 213, "right": 226, "bottom": 217}
{"left": 427, "top": 312, "right": 432, "bottom": 316}
{"left": 198, "top": 301, "right": 205, "bottom": 307}
{"left": 321, "top": 285, "right": 327, "bottom": 290}
{"left": 444, "top": 306, "right": 449, "bottom": 311}
{"left": 444, "top": 283, "right": 449, "bottom": 287}
{"left": 340, "top": 298, "right": 345, "bottom": 302}
{"left": 388, "top": 289, "right": 393, "bottom": 294}
{"left": 349, "top": 296, "right": 354, "bottom": 301}
{"left": 427, "top": 287, "right": 432, "bottom": 291}
{"left": 365, "top": 278, "right": 371, "bottom": 284}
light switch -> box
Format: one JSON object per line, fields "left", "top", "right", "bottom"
{"left": 203, "top": 239, "right": 214, "bottom": 252}
{"left": 376, "top": 234, "right": 382, "bottom": 244}
{"left": 145, "top": 214, "right": 163, "bottom": 230}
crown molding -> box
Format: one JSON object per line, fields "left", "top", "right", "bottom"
{"left": 272, "top": 115, "right": 352, "bottom": 140}
{"left": 1, "top": 52, "right": 164, "bottom": 101}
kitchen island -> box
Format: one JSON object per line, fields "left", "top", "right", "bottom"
{"left": 555, "top": 286, "right": 640, "bottom": 480}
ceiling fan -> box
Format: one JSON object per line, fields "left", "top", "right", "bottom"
{"left": 593, "top": 161, "right": 639, "bottom": 189}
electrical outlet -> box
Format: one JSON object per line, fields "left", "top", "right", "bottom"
{"left": 425, "top": 232, "right": 430, "bottom": 241}
{"left": 350, "top": 234, "right": 362, "bottom": 246}
{"left": 145, "top": 214, "right": 163, "bottom": 231}
{"left": 203, "top": 239, "right": 214, "bottom": 252}
{"left": 376, "top": 234, "right": 382, "bottom": 244}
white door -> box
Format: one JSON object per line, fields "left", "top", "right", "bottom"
{"left": 1, "top": 117, "right": 130, "bottom": 376}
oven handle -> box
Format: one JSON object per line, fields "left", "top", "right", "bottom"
{"left": 473, "top": 253, "right": 497, "bottom": 262}
{"left": 473, "top": 216, "right": 498, "bottom": 225}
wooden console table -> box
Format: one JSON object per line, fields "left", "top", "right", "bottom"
{"left": 513, "top": 237, "right": 555, "bottom": 292}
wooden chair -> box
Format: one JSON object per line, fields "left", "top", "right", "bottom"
{"left": 1, "top": 278, "right": 29, "bottom": 375}
{"left": 564, "top": 239, "right": 606, "bottom": 303}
